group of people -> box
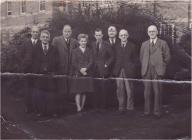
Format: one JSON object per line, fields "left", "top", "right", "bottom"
{"left": 22, "top": 24, "right": 170, "bottom": 118}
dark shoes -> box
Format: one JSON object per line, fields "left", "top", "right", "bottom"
{"left": 116, "top": 110, "right": 134, "bottom": 115}
{"left": 141, "top": 112, "right": 162, "bottom": 119}
{"left": 153, "top": 114, "right": 162, "bottom": 119}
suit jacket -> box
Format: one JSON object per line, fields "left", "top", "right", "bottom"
{"left": 52, "top": 36, "right": 78, "bottom": 75}
{"left": 113, "top": 41, "right": 138, "bottom": 78}
{"left": 71, "top": 47, "right": 93, "bottom": 77}
{"left": 91, "top": 40, "right": 114, "bottom": 77}
{"left": 106, "top": 38, "right": 120, "bottom": 74}
{"left": 106, "top": 38, "right": 120, "bottom": 53}
{"left": 32, "top": 42, "right": 58, "bottom": 91}
{"left": 140, "top": 38, "right": 171, "bottom": 76}
{"left": 21, "top": 38, "right": 41, "bottom": 73}
{"left": 32, "top": 43, "right": 58, "bottom": 74}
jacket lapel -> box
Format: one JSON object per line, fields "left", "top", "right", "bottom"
{"left": 39, "top": 44, "right": 45, "bottom": 55}
{"left": 61, "top": 36, "right": 68, "bottom": 50}
{"left": 100, "top": 41, "right": 104, "bottom": 52}
{"left": 150, "top": 38, "right": 159, "bottom": 54}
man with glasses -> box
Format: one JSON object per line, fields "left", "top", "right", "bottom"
{"left": 140, "top": 25, "right": 170, "bottom": 118}
{"left": 113, "top": 29, "right": 138, "bottom": 114}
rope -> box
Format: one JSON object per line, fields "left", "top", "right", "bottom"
{"left": 1, "top": 72, "right": 191, "bottom": 84}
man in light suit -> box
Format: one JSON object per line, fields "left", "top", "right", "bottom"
{"left": 52, "top": 24, "right": 78, "bottom": 75}
{"left": 52, "top": 24, "right": 78, "bottom": 114}
{"left": 140, "top": 25, "right": 171, "bottom": 118}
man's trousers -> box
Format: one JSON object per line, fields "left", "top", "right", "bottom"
{"left": 116, "top": 69, "right": 134, "bottom": 111}
{"left": 143, "top": 64, "right": 162, "bottom": 115}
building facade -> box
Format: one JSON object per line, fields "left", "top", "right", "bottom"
{"left": 1, "top": 0, "right": 53, "bottom": 44}
{"left": 1, "top": 0, "right": 191, "bottom": 44}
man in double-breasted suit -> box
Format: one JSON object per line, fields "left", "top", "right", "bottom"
{"left": 113, "top": 29, "right": 138, "bottom": 114}
{"left": 21, "top": 26, "right": 41, "bottom": 113}
{"left": 92, "top": 28, "right": 114, "bottom": 109}
{"left": 52, "top": 24, "right": 78, "bottom": 114}
{"left": 140, "top": 25, "right": 171, "bottom": 118}
{"left": 32, "top": 30, "right": 58, "bottom": 116}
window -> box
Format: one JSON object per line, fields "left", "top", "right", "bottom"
{"left": 59, "top": 0, "right": 66, "bottom": 7}
{"left": 40, "top": 0, "right": 46, "bottom": 11}
{"left": 21, "top": 0, "right": 27, "bottom": 13}
{"left": 7, "top": 1, "right": 12, "bottom": 15}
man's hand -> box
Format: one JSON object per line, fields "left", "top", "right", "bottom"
{"left": 104, "top": 64, "right": 108, "bottom": 68}
{"left": 80, "top": 68, "right": 87, "bottom": 75}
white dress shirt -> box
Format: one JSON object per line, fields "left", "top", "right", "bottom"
{"left": 79, "top": 46, "right": 86, "bottom": 53}
{"left": 150, "top": 37, "right": 158, "bottom": 45}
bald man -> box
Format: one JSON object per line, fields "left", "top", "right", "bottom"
{"left": 140, "top": 25, "right": 170, "bottom": 118}
{"left": 107, "top": 26, "right": 120, "bottom": 73}
{"left": 113, "top": 29, "right": 138, "bottom": 114}
{"left": 106, "top": 26, "right": 120, "bottom": 108}
{"left": 107, "top": 26, "right": 119, "bottom": 51}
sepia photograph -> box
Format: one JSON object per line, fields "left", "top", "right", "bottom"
{"left": 1, "top": 0, "right": 191, "bottom": 139}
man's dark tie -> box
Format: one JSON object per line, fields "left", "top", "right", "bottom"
{"left": 151, "top": 40, "right": 155, "bottom": 47}
{"left": 96, "top": 42, "right": 100, "bottom": 56}
{"left": 66, "top": 39, "right": 70, "bottom": 47}
{"left": 112, "top": 39, "right": 115, "bottom": 45}
{"left": 32, "top": 40, "right": 36, "bottom": 46}
{"left": 43, "top": 45, "right": 48, "bottom": 55}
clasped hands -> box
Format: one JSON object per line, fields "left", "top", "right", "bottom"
{"left": 80, "top": 68, "right": 87, "bottom": 76}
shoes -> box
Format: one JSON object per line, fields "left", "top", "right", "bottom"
{"left": 141, "top": 112, "right": 151, "bottom": 118}
{"left": 153, "top": 114, "right": 162, "bottom": 119}
{"left": 116, "top": 110, "right": 126, "bottom": 115}
{"left": 25, "top": 108, "right": 34, "bottom": 113}
{"left": 52, "top": 114, "right": 58, "bottom": 117}
{"left": 36, "top": 113, "right": 42, "bottom": 117}
{"left": 126, "top": 110, "right": 134, "bottom": 116}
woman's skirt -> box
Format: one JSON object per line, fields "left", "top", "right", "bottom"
{"left": 70, "top": 76, "right": 94, "bottom": 94}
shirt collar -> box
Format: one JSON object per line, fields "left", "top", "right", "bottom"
{"left": 65, "top": 38, "right": 70, "bottom": 42}
{"left": 31, "top": 38, "right": 37, "bottom": 43}
{"left": 121, "top": 41, "right": 127, "bottom": 47}
{"left": 110, "top": 38, "right": 116, "bottom": 44}
{"left": 150, "top": 37, "right": 158, "bottom": 44}
{"left": 42, "top": 43, "right": 49, "bottom": 49}
{"left": 79, "top": 46, "right": 86, "bottom": 53}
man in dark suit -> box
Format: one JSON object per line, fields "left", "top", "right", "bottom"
{"left": 113, "top": 29, "right": 138, "bottom": 114}
{"left": 106, "top": 26, "right": 120, "bottom": 73}
{"left": 52, "top": 24, "right": 78, "bottom": 114}
{"left": 92, "top": 28, "right": 114, "bottom": 110}
{"left": 140, "top": 25, "right": 170, "bottom": 118}
{"left": 32, "top": 30, "right": 58, "bottom": 116}
{"left": 106, "top": 26, "right": 120, "bottom": 108}
{"left": 21, "top": 26, "right": 40, "bottom": 113}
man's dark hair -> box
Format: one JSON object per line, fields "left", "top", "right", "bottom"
{"left": 95, "top": 28, "right": 102, "bottom": 33}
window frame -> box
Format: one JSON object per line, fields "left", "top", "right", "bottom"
{"left": 7, "top": 1, "right": 12, "bottom": 16}
{"left": 20, "top": 0, "right": 27, "bottom": 14}
{"left": 39, "top": 0, "right": 46, "bottom": 12}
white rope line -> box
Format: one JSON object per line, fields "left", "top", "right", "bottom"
{"left": 1, "top": 72, "right": 191, "bottom": 84}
